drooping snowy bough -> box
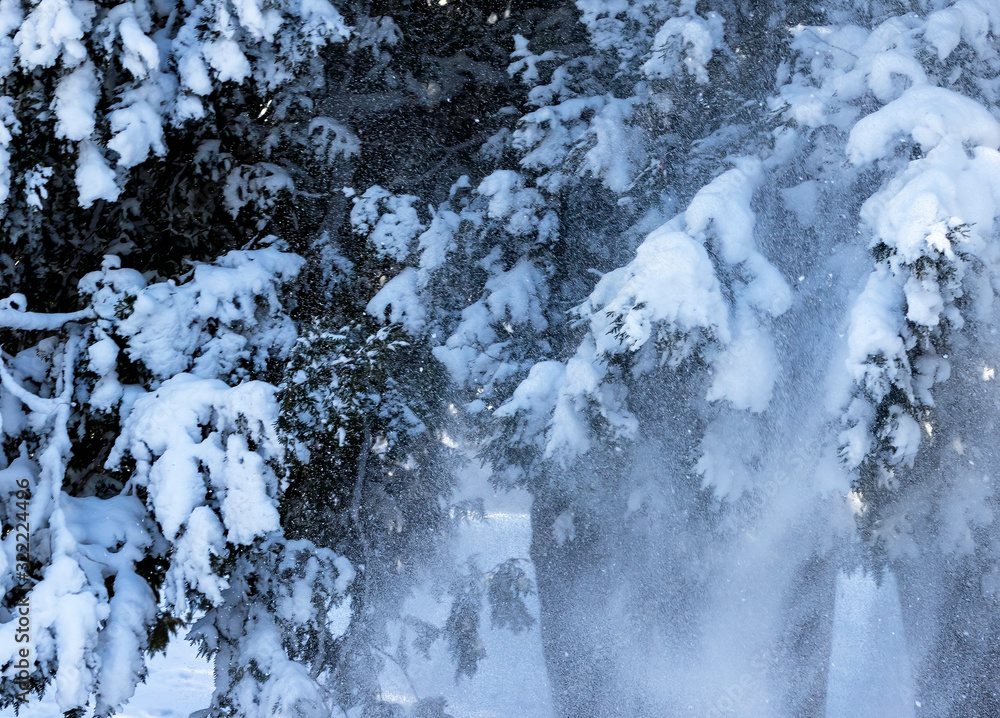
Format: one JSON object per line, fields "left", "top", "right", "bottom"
{"left": 0, "top": 0, "right": 535, "bottom": 714}
{"left": 7, "top": 0, "right": 1000, "bottom": 716}
{"left": 363, "top": 0, "right": 1000, "bottom": 715}
{"left": 0, "top": 0, "right": 360, "bottom": 710}
{"left": 0, "top": 245, "right": 356, "bottom": 716}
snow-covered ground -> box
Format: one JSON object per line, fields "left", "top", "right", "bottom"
{"left": 826, "top": 571, "right": 915, "bottom": 718}
{"left": 2, "top": 480, "right": 554, "bottom": 718}
{"left": 4, "top": 480, "right": 918, "bottom": 718}
{"left": 382, "top": 482, "right": 554, "bottom": 718}
{"left": 4, "top": 638, "right": 213, "bottom": 718}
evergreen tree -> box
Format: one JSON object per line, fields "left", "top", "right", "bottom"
{"left": 0, "top": 0, "right": 541, "bottom": 714}
{"left": 397, "top": 0, "right": 1000, "bottom": 714}
{"left": 6, "top": 0, "right": 1000, "bottom": 716}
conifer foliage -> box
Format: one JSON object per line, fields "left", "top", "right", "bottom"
{"left": 4, "top": 0, "right": 1000, "bottom": 716}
